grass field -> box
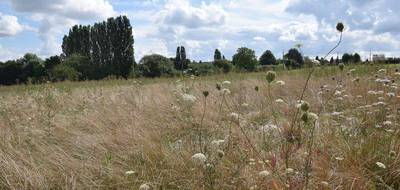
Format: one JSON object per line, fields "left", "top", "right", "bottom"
{"left": 0, "top": 64, "right": 399, "bottom": 189}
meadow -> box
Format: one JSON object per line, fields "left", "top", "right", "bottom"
{"left": 0, "top": 64, "right": 399, "bottom": 189}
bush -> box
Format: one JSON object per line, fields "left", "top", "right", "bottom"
{"left": 64, "top": 54, "right": 94, "bottom": 80}
{"left": 0, "top": 60, "right": 23, "bottom": 85}
{"left": 214, "top": 59, "right": 233, "bottom": 73}
{"left": 139, "top": 54, "right": 175, "bottom": 78}
{"left": 187, "top": 62, "right": 217, "bottom": 76}
{"left": 50, "top": 64, "right": 81, "bottom": 82}
{"left": 232, "top": 47, "right": 258, "bottom": 71}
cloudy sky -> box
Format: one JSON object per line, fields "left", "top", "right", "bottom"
{"left": 0, "top": 0, "right": 399, "bottom": 62}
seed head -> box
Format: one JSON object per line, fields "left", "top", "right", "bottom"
{"left": 266, "top": 71, "right": 276, "bottom": 83}
{"left": 254, "top": 86, "right": 259, "bottom": 92}
{"left": 338, "top": 63, "right": 344, "bottom": 71}
{"left": 336, "top": 22, "right": 344, "bottom": 32}
{"left": 300, "top": 101, "right": 310, "bottom": 112}
{"left": 203, "top": 91, "right": 209, "bottom": 97}
{"left": 216, "top": 83, "right": 221, "bottom": 91}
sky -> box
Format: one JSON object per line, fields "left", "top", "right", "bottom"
{"left": 0, "top": 0, "right": 399, "bottom": 62}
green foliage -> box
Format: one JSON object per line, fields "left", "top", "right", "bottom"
{"left": 284, "top": 48, "right": 303, "bottom": 68}
{"left": 62, "top": 15, "right": 134, "bottom": 79}
{"left": 259, "top": 50, "right": 276, "bottom": 65}
{"left": 175, "top": 46, "right": 189, "bottom": 70}
{"left": 214, "top": 49, "right": 222, "bottom": 61}
{"left": 232, "top": 47, "right": 258, "bottom": 71}
{"left": 50, "top": 64, "right": 81, "bottom": 82}
{"left": 18, "top": 53, "right": 47, "bottom": 83}
{"left": 188, "top": 62, "right": 218, "bottom": 76}
{"left": 0, "top": 60, "right": 23, "bottom": 85}
{"left": 214, "top": 59, "right": 233, "bottom": 73}
{"left": 63, "top": 54, "right": 93, "bottom": 80}
{"left": 342, "top": 53, "right": 361, "bottom": 63}
{"left": 139, "top": 54, "right": 175, "bottom": 78}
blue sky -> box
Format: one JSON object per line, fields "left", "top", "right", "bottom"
{"left": 0, "top": 0, "right": 399, "bottom": 62}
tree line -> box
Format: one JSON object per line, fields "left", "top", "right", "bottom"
{"left": 1, "top": 16, "right": 398, "bottom": 85}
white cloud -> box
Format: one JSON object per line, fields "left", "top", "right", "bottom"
{"left": 0, "top": 45, "right": 22, "bottom": 61}
{"left": 6, "top": 0, "right": 116, "bottom": 57}
{"left": 0, "top": 12, "right": 24, "bottom": 37}
{"left": 157, "top": 0, "right": 226, "bottom": 29}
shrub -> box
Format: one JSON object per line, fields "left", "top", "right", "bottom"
{"left": 139, "top": 54, "right": 175, "bottom": 78}
{"left": 214, "top": 59, "right": 233, "bottom": 73}
{"left": 187, "top": 62, "right": 217, "bottom": 76}
{"left": 50, "top": 64, "right": 81, "bottom": 81}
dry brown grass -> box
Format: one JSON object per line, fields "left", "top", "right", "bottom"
{"left": 0, "top": 65, "right": 399, "bottom": 189}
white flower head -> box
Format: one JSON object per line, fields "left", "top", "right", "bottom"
{"left": 376, "top": 162, "right": 386, "bottom": 169}
{"left": 276, "top": 80, "right": 285, "bottom": 86}
{"left": 286, "top": 168, "right": 294, "bottom": 174}
{"left": 258, "top": 170, "right": 271, "bottom": 177}
{"left": 275, "top": 98, "right": 284, "bottom": 103}
{"left": 229, "top": 112, "right": 239, "bottom": 120}
{"left": 192, "top": 153, "right": 207, "bottom": 164}
{"left": 182, "top": 93, "right": 197, "bottom": 103}
{"left": 139, "top": 184, "right": 151, "bottom": 190}
{"left": 222, "top": 81, "right": 231, "bottom": 85}
{"left": 125, "top": 170, "right": 136, "bottom": 175}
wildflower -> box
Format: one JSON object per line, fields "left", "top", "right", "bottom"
{"left": 390, "top": 151, "right": 396, "bottom": 158}
{"left": 336, "top": 22, "right": 344, "bottom": 32}
{"left": 368, "top": 91, "right": 377, "bottom": 95}
{"left": 258, "top": 170, "right": 271, "bottom": 177}
{"left": 321, "top": 181, "right": 329, "bottom": 187}
{"left": 286, "top": 168, "right": 294, "bottom": 174}
{"left": 338, "top": 63, "right": 344, "bottom": 71}
{"left": 222, "top": 81, "right": 231, "bottom": 85}
{"left": 216, "top": 83, "right": 221, "bottom": 91}
{"left": 335, "top": 157, "right": 344, "bottom": 161}
{"left": 378, "top": 69, "right": 387, "bottom": 74}
{"left": 229, "top": 112, "right": 239, "bottom": 120}
{"left": 139, "top": 184, "right": 151, "bottom": 190}
{"left": 349, "top": 69, "right": 356, "bottom": 73}
{"left": 125, "top": 170, "right": 136, "bottom": 175}
{"left": 202, "top": 91, "right": 209, "bottom": 97}
{"left": 275, "top": 98, "right": 284, "bottom": 103}
{"left": 222, "top": 88, "right": 231, "bottom": 94}
{"left": 192, "top": 153, "right": 207, "bottom": 164}
{"left": 357, "top": 95, "right": 363, "bottom": 98}
{"left": 308, "top": 112, "right": 319, "bottom": 121}
{"left": 266, "top": 71, "right": 276, "bottom": 83}
{"left": 334, "top": 90, "right": 342, "bottom": 96}
{"left": 300, "top": 101, "right": 310, "bottom": 112}
{"left": 217, "top": 150, "right": 225, "bottom": 158}
{"left": 383, "top": 121, "right": 392, "bottom": 126}
{"left": 276, "top": 80, "right": 285, "bottom": 86}
{"left": 387, "top": 93, "right": 395, "bottom": 97}
{"left": 182, "top": 94, "right": 197, "bottom": 103}
{"left": 376, "top": 162, "right": 386, "bottom": 169}
{"left": 352, "top": 78, "right": 360, "bottom": 82}
{"left": 211, "top": 140, "right": 225, "bottom": 149}
{"left": 260, "top": 123, "right": 278, "bottom": 132}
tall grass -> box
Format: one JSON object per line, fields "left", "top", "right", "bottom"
{"left": 0, "top": 64, "right": 399, "bottom": 189}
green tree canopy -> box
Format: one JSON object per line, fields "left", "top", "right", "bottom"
{"left": 139, "top": 54, "right": 175, "bottom": 78}
{"left": 259, "top": 50, "right": 277, "bottom": 65}
{"left": 284, "top": 48, "right": 304, "bottom": 68}
{"left": 232, "top": 47, "right": 258, "bottom": 71}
